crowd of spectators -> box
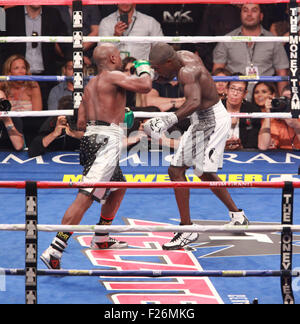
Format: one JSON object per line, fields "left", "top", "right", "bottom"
{"left": 0, "top": 3, "right": 298, "bottom": 154}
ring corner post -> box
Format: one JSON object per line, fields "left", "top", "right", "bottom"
{"left": 289, "top": 0, "right": 300, "bottom": 119}
{"left": 72, "top": 0, "right": 84, "bottom": 114}
{"left": 25, "top": 181, "right": 38, "bottom": 305}
{"left": 280, "top": 181, "right": 295, "bottom": 304}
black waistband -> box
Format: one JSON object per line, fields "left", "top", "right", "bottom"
{"left": 87, "top": 120, "right": 111, "bottom": 126}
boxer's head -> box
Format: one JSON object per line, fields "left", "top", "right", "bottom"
{"left": 93, "top": 43, "right": 123, "bottom": 71}
{"left": 149, "top": 43, "right": 179, "bottom": 81}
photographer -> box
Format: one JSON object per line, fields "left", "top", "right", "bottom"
{"left": 28, "top": 96, "right": 83, "bottom": 157}
{"left": 0, "top": 91, "right": 24, "bottom": 151}
{"left": 258, "top": 85, "right": 300, "bottom": 150}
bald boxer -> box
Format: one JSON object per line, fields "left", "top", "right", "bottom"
{"left": 144, "top": 43, "right": 249, "bottom": 250}
{"left": 41, "top": 43, "right": 152, "bottom": 269}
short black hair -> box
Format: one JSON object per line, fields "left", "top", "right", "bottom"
{"left": 149, "top": 43, "right": 176, "bottom": 65}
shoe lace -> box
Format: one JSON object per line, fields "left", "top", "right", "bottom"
{"left": 170, "top": 232, "right": 183, "bottom": 243}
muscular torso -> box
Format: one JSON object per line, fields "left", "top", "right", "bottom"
{"left": 177, "top": 51, "right": 219, "bottom": 111}
{"left": 82, "top": 70, "right": 126, "bottom": 125}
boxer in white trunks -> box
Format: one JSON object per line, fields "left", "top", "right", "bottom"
{"left": 144, "top": 43, "right": 249, "bottom": 250}
{"left": 41, "top": 43, "right": 152, "bottom": 269}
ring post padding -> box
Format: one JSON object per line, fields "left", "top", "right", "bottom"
{"left": 73, "top": 0, "right": 84, "bottom": 110}
{"left": 281, "top": 181, "right": 295, "bottom": 304}
{"left": 289, "top": 0, "right": 300, "bottom": 118}
{"left": 25, "top": 181, "right": 38, "bottom": 305}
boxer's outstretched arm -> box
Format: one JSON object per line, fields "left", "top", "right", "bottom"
{"left": 112, "top": 71, "right": 152, "bottom": 94}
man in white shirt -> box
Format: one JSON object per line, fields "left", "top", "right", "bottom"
{"left": 99, "top": 4, "right": 163, "bottom": 60}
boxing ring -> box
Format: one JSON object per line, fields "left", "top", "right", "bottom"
{"left": 0, "top": 0, "right": 300, "bottom": 305}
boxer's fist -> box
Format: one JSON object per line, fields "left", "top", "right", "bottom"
{"left": 133, "top": 60, "right": 156, "bottom": 80}
{"left": 144, "top": 113, "right": 178, "bottom": 139}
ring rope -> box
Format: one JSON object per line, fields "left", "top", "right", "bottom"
{"left": 3, "top": 269, "right": 300, "bottom": 278}
{"left": 0, "top": 75, "right": 289, "bottom": 82}
{"left": 1, "top": 224, "right": 300, "bottom": 234}
{"left": 0, "top": 180, "right": 299, "bottom": 189}
{"left": 0, "top": 35, "right": 289, "bottom": 44}
{"left": 0, "top": 110, "right": 293, "bottom": 119}
{"left": 1, "top": 0, "right": 297, "bottom": 5}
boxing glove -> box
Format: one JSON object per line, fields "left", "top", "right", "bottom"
{"left": 133, "top": 60, "right": 156, "bottom": 80}
{"left": 143, "top": 113, "right": 178, "bottom": 140}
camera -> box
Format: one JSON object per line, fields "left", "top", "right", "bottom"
{"left": 66, "top": 110, "right": 78, "bottom": 130}
{"left": 271, "top": 96, "right": 290, "bottom": 112}
{"left": 0, "top": 99, "right": 11, "bottom": 112}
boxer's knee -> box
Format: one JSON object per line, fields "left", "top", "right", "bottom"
{"left": 168, "top": 166, "right": 186, "bottom": 181}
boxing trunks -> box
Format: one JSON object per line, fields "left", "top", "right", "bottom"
{"left": 79, "top": 121, "right": 125, "bottom": 203}
{"left": 171, "top": 100, "right": 231, "bottom": 176}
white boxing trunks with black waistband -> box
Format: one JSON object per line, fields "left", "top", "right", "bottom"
{"left": 171, "top": 100, "right": 231, "bottom": 176}
{"left": 79, "top": 122, "right": 125, "bottom": 203}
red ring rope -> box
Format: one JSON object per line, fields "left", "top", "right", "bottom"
{"left": 1, "top": 0, "right": 298, "bottom": 5}
{"left": 0, "top": 181, "right": 299, "bottom": 189}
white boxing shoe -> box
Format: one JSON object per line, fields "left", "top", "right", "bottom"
{"left": 90, "top": 235, "right": 128, "bottom": 250}
{"left": 162, "top": 231, "right": 199, "bottom": 250}
{"left": 229, "top": 209, "right": 249, "bottom": 226}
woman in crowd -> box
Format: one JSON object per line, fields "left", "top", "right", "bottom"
{"left": 212, "top": 67, "right": 232, "bottom": 101}
{"left": 253, "top": 82, "right": 300, "bottom": 150}
{"left": 1, "top": 54, "right": 42, "bottom": 111}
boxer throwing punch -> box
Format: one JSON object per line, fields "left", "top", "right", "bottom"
{"left": 41, "top": 43, "right": 152, "bottom": 269}
{"left": 144, "top": 43, "right": 249, "bottom": 250}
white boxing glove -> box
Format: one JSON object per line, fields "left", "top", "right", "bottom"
{"left": 134, "top": 60, "right": 157, "bottom": 81}
{"left": 144, "top": 113, "right": 178, "bottom": 140}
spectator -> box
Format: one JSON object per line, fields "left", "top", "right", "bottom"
{"left": 212, "top": 4, "right": 289, "bottom": 100}
{"left": 251, "top": 81, "right": 277, "bottom": 111}
{"left": 121, "top": 56, "right": 140, "bottom": 108}
{"left": 53, "top": 5, "right": 101, "bottom": 67}
{"left": 150, "top": 4, "right": 206, "bottom": 51}
{"left": 212, "top": 67, "right": 232, "bottom": 100}
{"left": 223, "top": 75, "right": 261, "bottom": 150}
{"left": 2, "top": 54, "right": 42, "bottom": 111}
{"left": 256, "top": 85, "right": 300, "bottom": 150}
{"left": 0, "top": 90, "right": 25, "bottom": 151}
{"left": 28, "top": 96, "right": 83, "bottom": 157}
{"left": 48, "top": 56, "right": 74, "bottom": 111}
{"left": 196, "top": 4, "right": 241, "bottom": 71}
{"left": 3, "top": 5, "right": 70, "bottom": 109}
{"left": 99, "top": 3, "right": 163, "bottom": 60}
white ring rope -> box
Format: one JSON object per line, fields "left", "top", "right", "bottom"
{"left": 0, "top": 35, "right": 289, "bottom": 44}
{"left": 0, "top": 110, "right": 293, "bottom": 119}
{"left": 0, "top": 110, "right": 74, "bottom": 118}
{"left": 1, "top": 224, "right": 300, "bottom": 233}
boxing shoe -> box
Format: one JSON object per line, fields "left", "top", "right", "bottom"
{"left": 162, "top": 229, "right": 199, "bottom": 250}
{"left": 40, "top": 246, "right": 63, "bottom": 270}
{"left": 90, "top": 235, "right": 128, "bottom": 250}
{"left": 40, "top": 237, "right": 67, "bottom": 270}
{"left": 228, "top": 209, "right": 249, "bottom": 226}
